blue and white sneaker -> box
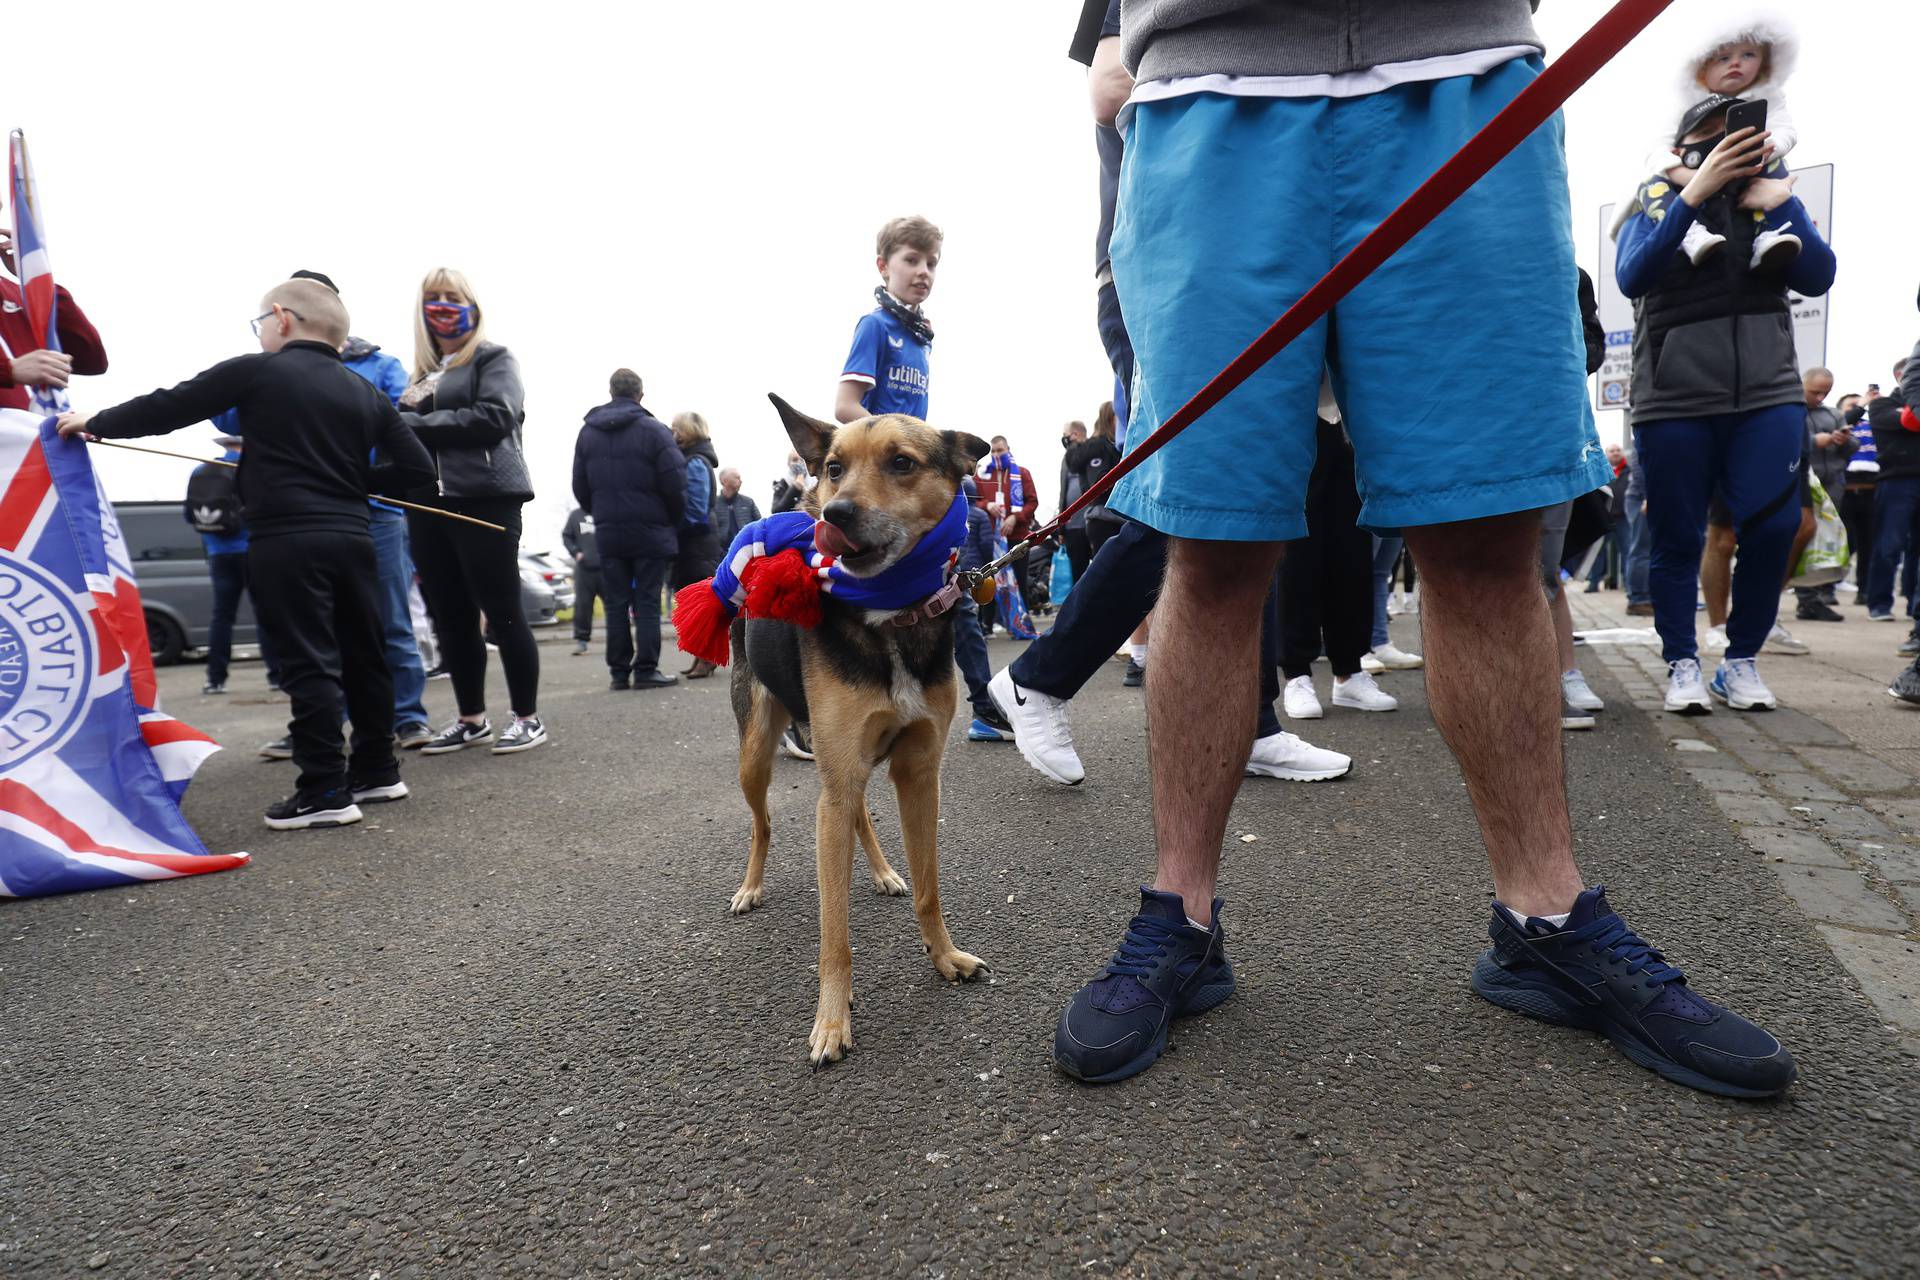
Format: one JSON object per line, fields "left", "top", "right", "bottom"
{"left": 1709, "top": 658, "right": 1777, "bottom": 711}
{"left": 1053, "top": 888, "right": 1235, "bottom": 1084}
{"left": 967, "top": 703, "right": 1014, "bottom": 742}
{"left": 1472, "top": 886, "right": 1795, "bottom": 1099}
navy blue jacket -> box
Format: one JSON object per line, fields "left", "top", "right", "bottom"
{"left": 571, "top": 399, "right": 686, "bottom": 559}
{"left": 958, "top": 478, "right": 995, "bottom": 573}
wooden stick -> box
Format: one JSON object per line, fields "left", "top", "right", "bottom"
{"left": 83, "top": 437, "right": 510, "bottom": 533}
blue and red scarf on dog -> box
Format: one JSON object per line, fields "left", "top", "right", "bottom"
{"left": 672, "top": 495, "right": 969, "bottom": 667}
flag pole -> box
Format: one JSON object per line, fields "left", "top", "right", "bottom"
{"left": 83, "top": 438, "right": 510, "bottom": 533}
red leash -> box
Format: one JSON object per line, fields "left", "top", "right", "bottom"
{"left": 982, "top": 0, "right": 1672, "bottom": 576}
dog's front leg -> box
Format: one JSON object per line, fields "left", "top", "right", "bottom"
{"left": 809, "top": 780, "right": 862, "bottom": 1067}
{"left": 889, "top": 719, "right": 986, "bottom": 984}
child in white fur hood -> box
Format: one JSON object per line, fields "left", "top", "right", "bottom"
{"left": 1610, "top": 11, "right": 1802, "bottom": 270}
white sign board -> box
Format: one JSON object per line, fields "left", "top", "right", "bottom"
{"left": 1594, "top": 162, "right": 1834, "bottom": 413}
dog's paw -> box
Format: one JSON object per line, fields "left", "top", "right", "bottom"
{"left": 871, "top": 868, "right": 909, "bottom": 897}
{"left": 728, "top": 884, "right": 766, "bottom": 915}
{"left": 808, "top": 1011, "right": 853, "bottom": 1068}
{"left": 931, "top": 949, "right": 988, "bottom": 984}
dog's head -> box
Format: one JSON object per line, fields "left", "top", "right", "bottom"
{"left": 770, "top": 394, "right": 990, "bottom": 578}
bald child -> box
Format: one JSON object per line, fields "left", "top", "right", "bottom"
{"left": 60, "top": 278, "right": 436, "bottom": 831}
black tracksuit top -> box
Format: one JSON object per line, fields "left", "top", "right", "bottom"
{"left": 88, "top": 340, "right": 436, "bottom": 538}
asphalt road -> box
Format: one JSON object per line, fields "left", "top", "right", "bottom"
{"left": 3, "top": 622, "right": 1916, "bottom": 1278}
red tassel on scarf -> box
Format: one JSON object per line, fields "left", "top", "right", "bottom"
{"left": 671, "top": 580, "right": 734, "bottom": 667}
{"left": 740, "top": 549, "right": 823, "bottom": 629}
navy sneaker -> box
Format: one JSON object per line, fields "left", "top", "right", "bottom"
{"left": 1053, "top": 888, "right": 1235, "bottom": 1084}
{"left": 1472, "top": 886, "right": 1795, "bottom": 1099}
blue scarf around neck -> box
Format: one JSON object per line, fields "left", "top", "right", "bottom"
{"left": 708, "top": 494, "right": 968, "bottom": 616}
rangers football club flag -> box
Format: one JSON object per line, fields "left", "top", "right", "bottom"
{"left": 1, "top": 131, "right": 246, "bottom": 897}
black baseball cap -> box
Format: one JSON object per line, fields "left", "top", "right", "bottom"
{"left": 289, "top": 269, "right": 339, "bottom": 294}
{"left": 1675, "top": 94, "right": 1740, "bottom": 144}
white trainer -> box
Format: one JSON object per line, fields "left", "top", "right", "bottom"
{"left": 1245, "top": 731, "right": 1351, "bottom": 782}
{"left": 1712, "top": 657, "right": 1778, "bottom": 711}
{"left": 1664, "top": 658, "right": 1712, "bottom": 715}
{"left": 1750, "top": 223, "right": 1801, "bottom": 272}
{"left": 1562, "top": 668, "right": 1604, "bottom": 712}
{"left": 1701, "top": 625, "right": 1729, "bottom": 654}
{"left": 1763, "top": 623, "right": 1810, "bottom": 656}
{"left": 1332, "top": 670, "right": 1398, "bottom": 712}
{"left": 1682, "top": 221, "right": 1727, "bottom": 265}
{"left": 1282, "top": 674, "right": 1323, "bottom": 720}
{"left": 1368, "top": 643, "right": 1424, "bottom": 670}
{"left": 988, "top": 667, "right": 1084, "bottom": 786}
{"left": 1360, "top": 652, "right": 1385, "bottom": 674}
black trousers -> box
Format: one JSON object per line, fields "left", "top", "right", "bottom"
{"left": 1839, "top": 485, "right": 1878, "bottom": 588}
{"left": 602, "top": 553, "right": 670, "bottom": 678}
{"left": 1063, "top": 527, "right": 1093, "bottom": 584}
{"left": 572, "top": 562, "right": 602, "bottom": 642}
{"left": 408, "top": 497, "right": 539, "bottom": 718}
{"left": 1009, "top": 518, "right": 1165, "bottom": 699}
{"left": 248, "top": 531, "right": 394, "bottom": 796}
{"left": 1279, "top": 422, "right": 1372, "bottom": 679}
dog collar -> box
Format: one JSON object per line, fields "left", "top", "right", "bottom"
{"left": 890, "top": 575, "right": 964, "bottom": 629}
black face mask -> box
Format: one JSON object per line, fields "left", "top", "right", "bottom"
{"left": 1678, "top": 131, "right": 1726, "bottom": 171}
{"left": 1844, "top": 405, "right": 1865, "bottom": 426}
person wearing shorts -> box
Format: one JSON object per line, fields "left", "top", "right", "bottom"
{"left": 1051, "top": 1, "right": 1798, "bottom": 1102}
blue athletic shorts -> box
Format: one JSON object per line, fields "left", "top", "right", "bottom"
{"left": 1108, "top": 55, "right": 1609, "bottom": 541}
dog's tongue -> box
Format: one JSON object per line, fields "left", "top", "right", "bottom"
{"left": 813, "top": 520, "right": 859, "bottom": 557}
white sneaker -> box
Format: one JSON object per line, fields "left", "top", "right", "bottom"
{"left": 1245, "top": 731, "right": 1351, "bottom": 782}
{"left": 989, "top": 667, "right": 1084, "bottom": 786}
{"left": 1664, "top": 658, "right": 1712, "bottom": 715}
{"left": 1332, "top": 671, "right": 1398, "bottom": 712}
{"left": 1360, "top": 651, "right": 1385, "bottom": 674}
{"left": 1701, "top": 625, "right": 1729, "bottom": 654}
{"left": 1682, "top": 221, "right": 1727, "bottom": 265}
{"left": 1282, "top": 675, "right": 1323, "bottom": 720}
{"left": 1763, "top": 623, "right": 1810, "bottom": 656}
{"left": 1562, "top": 668, "right": 1604, "bottom": 712}
{"left": 1711, "top": 658, "right": 1777, "bottom": 711}
{"left": 1750, "top": 223, "right": 1801, "bottom": 272}
{"left": 1368, "top": 643, "right": 1424, "bottom": 670}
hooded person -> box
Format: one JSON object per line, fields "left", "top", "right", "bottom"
{"left": 571, "top": 368, "right": 687, "bottom": 690}
{"left": 1607, "top": 9, "right": 1802, "bottom": 264}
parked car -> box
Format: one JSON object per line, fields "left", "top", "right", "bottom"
{"left": 114, "top": 500, "right": 570, "bottom": 664}
{"left": 113, "top": 500, "right": 259, "bottom": 666}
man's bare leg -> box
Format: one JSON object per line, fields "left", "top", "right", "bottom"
{"left": 1147, "top": 537, "right": 1285, "bottom": 925}
{"left": 1402, "top": 512, "right": 1585, "bottom": 918}
{"left": 1702, "top": 524, "right": 1736, "bottom": 628}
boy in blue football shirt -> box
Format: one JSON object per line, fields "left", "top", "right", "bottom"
{"left": 828, "top": 216, "right": 1008, "bottom": 742}
{"left": 835, "top": 216, "right": 939, "bottom": 426}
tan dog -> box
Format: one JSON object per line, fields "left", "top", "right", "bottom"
{"left": 727, "top": 396, "right": 991, "bottom": 1067}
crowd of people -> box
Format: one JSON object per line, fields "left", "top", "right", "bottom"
{"left": 6, "top": 1, "right": 1915, "bottom": 1108}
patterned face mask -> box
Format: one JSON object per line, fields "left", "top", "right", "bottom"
{"left": 1677, "top": 131, "right": 1726, "bottom": 172}
{"left": 423, "top": 301, "right": 475, "bottom": 339}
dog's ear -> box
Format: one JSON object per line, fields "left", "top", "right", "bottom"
{"left": 769, "top": 393, "right": 837, "bottom": 474}
{"left": 942, "top": 430, "right": 992, "bottom": 479}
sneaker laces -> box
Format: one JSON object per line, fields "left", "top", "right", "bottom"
{"left": 1102, "top": 913, "right": 1182, "bottom": 980}
{"left": 1668, "top": 658, "right": 1701, "bottom": 683}
{"left": 1562, "top": 912, "right": 1686, "bottom": 990}
{"left": 1725, "top": 657, "right": 1760, "bottom": 683}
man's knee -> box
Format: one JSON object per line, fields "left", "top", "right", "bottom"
{"left": 1705, "top": 523, "right": 1738, "bottom": 556}
{"left": 1403, "top": 511, "right": 1542, "bottom": 589}
{"left": 1167, "top": 536, "right": 1283, "bottom": 594}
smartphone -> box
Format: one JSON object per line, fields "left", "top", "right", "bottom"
{"left": 1725, "top": 98, "right": 1768, "bottom": 137}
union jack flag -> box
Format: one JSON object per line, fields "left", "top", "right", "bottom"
{"left": 0, "top": 410, "right": 246, "bottom": 896}
{"left": 1, "top": 129, "right": 245, "bottom": 897}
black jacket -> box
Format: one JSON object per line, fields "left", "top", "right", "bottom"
{"left": 714, "top": 490, "right": 762, "bottom": 546}
{"left": 571, "top": 398, "right": 686, "bottom": 559}
{"left": 88, "top": 341, "right": 434, "bottom": 538}
{"left": 1868, "top": 376, "right": 1920, "bottom": 482}
{"left": 562, "top": 507, "right": 601, "bottom": 571}
{"left": 401, "top": 342, "right": 533, "bottom": 501}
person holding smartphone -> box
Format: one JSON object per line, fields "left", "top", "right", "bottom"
{"left": 1615, "top": 96, "right": 1837, "bottom": 716}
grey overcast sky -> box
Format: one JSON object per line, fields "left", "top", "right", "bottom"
{"left": 21, "top": 2, "right": 1917, "bottom": 549}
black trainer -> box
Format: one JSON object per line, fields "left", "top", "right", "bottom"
{"left": 781, "top": 723, "right": 815, "bottom": 761}
{"left": 349, "top": 776, "right": 409, "bottom": 805}
{"left": 1795, "top": 600, "right": 1845, "bottom": 623}
{"left": 1889, "top": 658, "right": 1920, "bottom": 706}
{"left": 264, "top": 789, "right": 363, "bottom": 831}
{"left": 609, "top": 675, "right": 631, "bottom": 691}
{"left": 631, "top": 669, "right": 678, "bottom": 690}
{"left": 258, "top": 735, "right": 293, "bottom": 761}
{"left": 1122, "top": 658, "right": 1146, "bottom": 688}
{"left": 420, "top": 718, "right": 492, "bottom": 754}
